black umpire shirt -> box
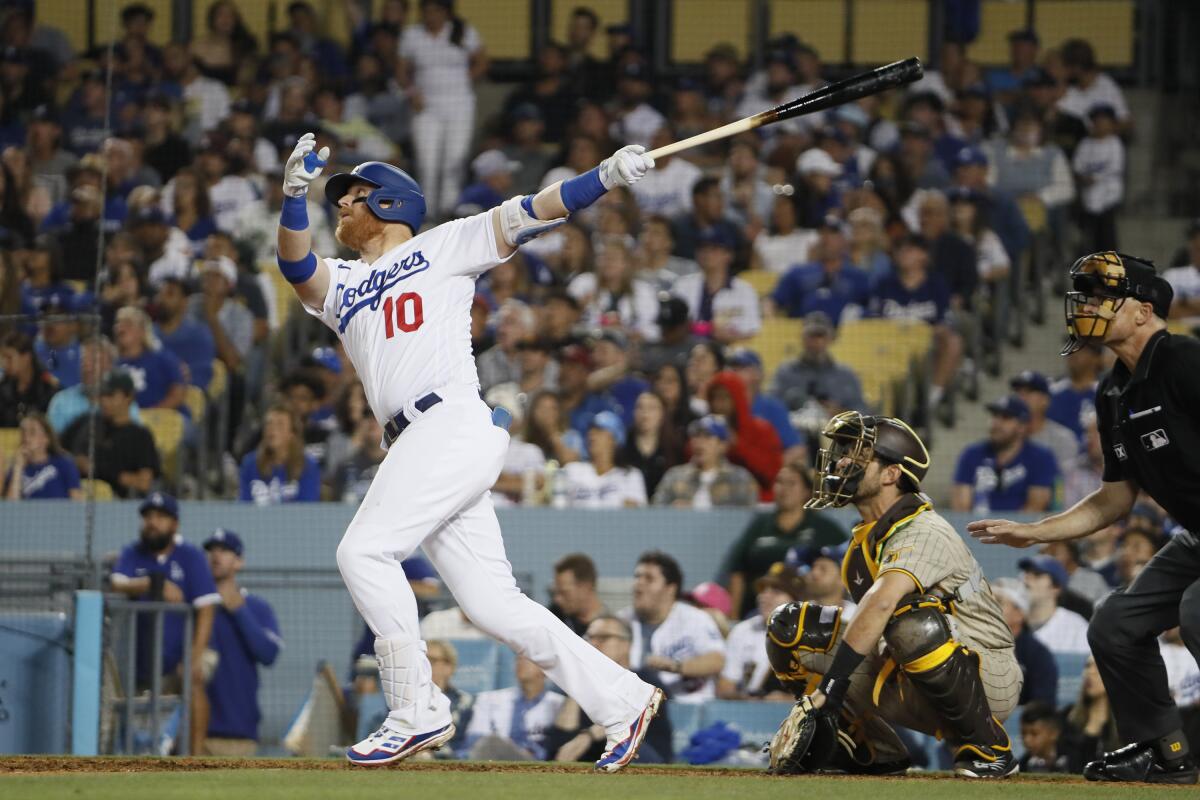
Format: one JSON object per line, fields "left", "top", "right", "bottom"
{"left": 1096, "top": 329, "right": 1200, "bottom": 531}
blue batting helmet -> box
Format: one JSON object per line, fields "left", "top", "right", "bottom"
{"left": 325, "top": 161, "right": 426, "bottom": 233}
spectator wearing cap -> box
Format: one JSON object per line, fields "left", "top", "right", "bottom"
{"left": 33, "top": 291, "right": 81, "bottom": 389}
{"left": 794, "top": 149, "right": 843, "bottom": 227}
{"left": 913, "top": 190, "right": 979, "bottom": 308}
{"left": 752, "top": 191, "right": 819, "bottom": 275}
{"left": 2, "top": 412, "right": 81, "bottom": 500}
{"left": 717, "top": 566, "right": 804, "bottom": 700}
{"left": 477, "top": 300, "right": 535, "bottom": 394}
{"left": 769, "top": 310, "right": 866, "bottom": 413}
{"left": 561, "top": 410, "right": 647, "bottom": 509}
{"left": 671, "top": 226, "right": 761, "bottom": 343}
{"left": 1072, "top": 104, "right": 1124, "bottom": 252}
{"left": 611, "top": 58, "right": 666, "bottom": 147}
{"left": 727, "top": 348, "right": 804, "bottom": 462}
{"left": 567, "top": 241, "right": 660, "bottom": 342}
{"left": 1163, "top": 222, "right": 1200, "bottom": 328}
{"left": 556, "top": 342, "right": 619, "bottom": 453}
{"left": 620, "top": 551, "right": 726, "bottom": 703}
{"left": 984, "top": 29, "right": 1041, "bottom": 100}
{"left": 671, "top": 177, "right": 746, "bottom": 262}
{"left": 159, "top": 42, "right": 231, "bottom": 144}
{"left": 60, "top": 70, "right": 111, "bottom": 157}
{"left": 0, "top": 329, "right": 58, "bottom": 426}
{"left": 18, "top": 235, "right": 76, "bottom": 320}
{"left": 113, "top": 305, "right": 189, "bottom": 417}
{"left": 154, "top": 278, "right": 216, "bottom": 392}
{"left": 866, "top": 234, "right": 960, "bottom": 412}
{"left": 951, "top": 394, "right": 1059, "bottom": 513}
{"left": 109, "top": 492, "right": 218, "bottom": 750}
{"left": 620, "top": 390, "right": 684, "bottom": 498}
{"left": 1048, "top": 342, "right": 1104, "bottom": 445}
{"left": 588, "top": 329, "right": 649, "bottom": 426}
{"left": 62, "top": 369, "right": 160, "bottom": 497}
{"left": 130, "top": 204, "right": 192, "bottom": 288}
{"left": 705, "top": 370, "right": 783, "bottom": 496}
{"left": 629, "top": 126, "right": 703, "bottom": 219}
{"left": 950, "top": 145, "right": 1031, "bottom": 268}
{"left": 722, "top": 462, "right": 846, "bottom": 617}
{"left": 25, "top": 103, "right": 76, "bottom": 205}
{"left": 897, "top": 119, "right": 951, "bottom": 191}
{"left": 1041, "top": 539, "right": 1112, "bottom": 607}
{"left": 768, "top": 216, "right": 870, "bottom": 325}
{"left": 454, "top": 149, "right": 516, "bottom": 217}
{"left": 638, "top": 295, "right": 705, "bottom": 376}
{"left": 901, "top": 91, "right": 963, "bottom": 174}
{"left": 239, "top": 402, "right": 321, "bottom": 505}
{"left": 189, "top": 256, "right": 255, "bottom": 377}
{"left": 652, "top": 415, "right": 757, "bottom": 508}
{"left": 501, "top": 102, "right": 553, "bottom": 196}
{"left": 990, "top": 577, "right": 1058, "bottom": 707}
{"left": 202, "top": 529, "right": 283, "bottom": 756}
{"left": 1011, "top": 370, "right": 1081, "bottom": 475}
{"left": 47, "top": 335, "right": 144, "bottom": 434}
{"left": 791, "top": 544, "right": 857, "bottom": 617}
{"left": 1019, "top": 555, "right": 1091, "bottom": 655}
{"left": 1057, "top": 39, "right": 1130, "bottom": 132}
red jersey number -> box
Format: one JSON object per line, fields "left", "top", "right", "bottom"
{"left": 382, "top": 292, "right": 424, "bottom": 338}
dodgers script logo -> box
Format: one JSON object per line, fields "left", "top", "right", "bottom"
{"left": 338, "top": 250, "right": 430, "bottom": 332}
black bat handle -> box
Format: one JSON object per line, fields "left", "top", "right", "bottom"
{"left": 770, "top": 57, "right": 925, "bottom": 123}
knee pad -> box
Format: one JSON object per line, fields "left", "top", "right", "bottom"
{"left": 766, "top": 601, "right": 845, "bottom": 693}
{"left": 883, "top": 594, "right": 954, "bottom": 669}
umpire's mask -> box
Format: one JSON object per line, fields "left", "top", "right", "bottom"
{"left": 807, "top": 412, "right": 930, "bottom": 510}
{"left": 1063, "top": 251, "right": 1173, "bottom": 355}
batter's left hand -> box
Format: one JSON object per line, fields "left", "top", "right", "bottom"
{"left": 600, "top": 145, "right": 655, "bottom": 189}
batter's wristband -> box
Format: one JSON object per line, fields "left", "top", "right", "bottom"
{"left": 280, "top": 194, "right": 309, "bottom": 231}
{"left": 817, "top": 643, "right": 867, "bottom": 710}
{"left": 559, "top": 167, "right": 606, "bottom": 212}
{"left": 277, "top": 251, "right": 317, "bottom": 284}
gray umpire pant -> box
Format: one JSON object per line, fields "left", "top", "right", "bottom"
{"left": 1087, "top": 529, "right": 1200, "bottom": 745}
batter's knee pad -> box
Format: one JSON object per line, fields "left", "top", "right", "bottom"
{"left": 884, "top": 594, "right": 1009, "bottom": 760}
{"left": 766, "top": 601, "right": 845, "bottom": 697}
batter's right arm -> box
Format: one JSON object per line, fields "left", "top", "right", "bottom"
{"left": 967, "top": 478, "right": 1137, "bottom": 547}
{"left": 277, "top": 133, "right": 333, "bottom": 311}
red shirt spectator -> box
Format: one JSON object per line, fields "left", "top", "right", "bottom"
{"left": 704, "top": 371, "right": 782, "bottom": 498}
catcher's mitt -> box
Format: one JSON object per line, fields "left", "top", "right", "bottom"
{"left": 766, "top": 695, "right": 839, "bottom": 775}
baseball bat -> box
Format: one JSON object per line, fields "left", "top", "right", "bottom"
{"left": 646, "top": 57, "right": 924, "bottom": 160}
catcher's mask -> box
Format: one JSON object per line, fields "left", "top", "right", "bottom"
{"left": 1062, "top": 251, "right": 1172, "bottom": 355}
{"left": 805, "top": 411, "right": 930, "bottom": 510}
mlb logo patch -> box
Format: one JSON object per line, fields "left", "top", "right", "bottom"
{"left": 1141, "top": 429, "right": 1169, "bottom": 452}
{"left": 1114, "top": 443, "right": 1127, "bottom": 460}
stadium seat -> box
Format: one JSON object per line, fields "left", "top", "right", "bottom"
{"left": 140, "top": 409, "right": 185, "bottom": 488}
{"left": 832, "top": 318, "right": 933, "bottom": 414}
{"left": 1054, "top": 651, "right": 1090, "bottom": 708}
{"left": 738, "top": 269, "right": 779, "bottom": 298}
{"left": 744, "top": 317, "right": 805, "bottom": 380}
{"left": 183, "top": 386, "right": 207, "bottom": 424}
{"left": 208, "top": 359, "right": 228, "bottom": 402}
{"left": 444, "top": 639, "right": 500, "bottom": 695}
{"left": 80, "top": 478, "right": 115, "bottom": 501}
{"left": 1017, "top": 195, "right": 1048, "bottom": 234}
{"left": 0, "top": 428, "right": 18, "bottom": 466}
{"left": 263, "top": 264, "right": 299, "bottom": 333}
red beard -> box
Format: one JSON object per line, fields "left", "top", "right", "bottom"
{"left": 335, "top": 206, "right": 388, "bottom": 252}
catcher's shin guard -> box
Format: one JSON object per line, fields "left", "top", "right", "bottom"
{"left": 884, "top": 595, "right": 1011, "bottom": 763}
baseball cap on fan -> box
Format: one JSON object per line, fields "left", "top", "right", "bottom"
{"left": 797, "top": 148, "right": 842, "bottom": 177}
{"left": 203, "top": 528, "right": 244, "bottom": 557}
{"left": 1018, "top": 555, "right": 1068, "bottom": 589}
{"left": 471, "top": 150, "right": 518, "bottom": 180}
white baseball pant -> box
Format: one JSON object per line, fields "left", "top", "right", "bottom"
{"left": 336, "top": 384, "right": 654, "bottom": 735}
{"left": 410, "top": 99, "right": 474, "bottom": 217}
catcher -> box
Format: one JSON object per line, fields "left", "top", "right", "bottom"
{"left": 765, "top": 412, "right": 1021, "bottom": 778}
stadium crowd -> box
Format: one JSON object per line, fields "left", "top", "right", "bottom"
{"left": 0, "top": 0, "right": 1197, "bottom": 770}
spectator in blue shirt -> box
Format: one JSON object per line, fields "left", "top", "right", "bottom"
{"left": 109, "top": 492, "right": 218, "bottom": 752}
{"left": 866, "top": 234, "right": 961, "bottom": 412}
{"left": 1048, "top": 342, "right": 1104, "bottom": 445}
{"left": 33, "top": 291, "right": 81, "bottom": 388}
{"left": 113, "top": 304, "right": 189, "bottom": 416}
{"left": 18, "top": 235, "right": 77, "bottom": 324}
{"left": 768, "top": 216, "right": 871, "bottom": 325}
{"left": 454, "top": 149, "right": 515, "bottom": 217}
{"left": 556, "top": 343, "right": 618, "bottom": 455}
{"left": 950, "top": 144, "right": 1030, "bottom": 267}
{"left": 2, "top": 412, "right": 81, "bottom": 500}
{"left": 985, "top": 29, "right": 1041, "bottom": 101}
{"left": 951, "top": 394, "right": 1059, "bottom": 513}
{"left": 201, "top": 529, "right": 282, "bottom": 756}
{"left": 726, "top": 348, "right": 805, "bottom": 463}
{"left": 47, "top": 335, "right": 144, "bottom": 434}
{"left": 239, "top": 403, "right": 321, "bottom": 504}
{"left": 154, "top": 277, "right": 216, "bottom": 391}
{"left": 589, "top": 330, "right": 648, "bottom": 428}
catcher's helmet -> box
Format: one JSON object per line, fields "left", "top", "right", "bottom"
{"left": 1062, "top": 251, "right": 1172, "bottom": 355}
{"left": 325, "top": 161, "right": 426, "bottom": 233}
{"left": 806, "top": 411, "right": 930, "bottom": 509}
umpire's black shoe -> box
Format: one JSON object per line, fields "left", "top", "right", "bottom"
{"left": 954, "top": 748, "right": 1018, "bottom": 779}
{"left": 1084, "top": 743, "right": 1199, "bottom": 784}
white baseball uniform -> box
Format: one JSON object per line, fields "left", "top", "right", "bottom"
{"left": 302, "top": 210, "right": 654, "bottom": 736}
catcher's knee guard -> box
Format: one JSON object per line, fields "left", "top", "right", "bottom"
{"left": 884, "top": 594, "right": 1010, "bottom": 761}
{"left": 766, "top": 601, "right": 844, "bottom": 696}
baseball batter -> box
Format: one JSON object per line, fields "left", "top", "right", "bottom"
{"left": 274, "top": 133, "right": 662, "bottom": 770}
{"left": 765, "top": 412, "right": 1021, "bottom": 778}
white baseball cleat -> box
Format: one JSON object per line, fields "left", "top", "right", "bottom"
{"left": 345, "top": 721, "right": 455, "bottom": 766}
{"left": 594, "top": 688, "right": 664, "bottom": 773}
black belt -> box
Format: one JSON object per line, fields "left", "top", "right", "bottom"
{"left": 383, "top": 392, "right": 442, "bottom": 447}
